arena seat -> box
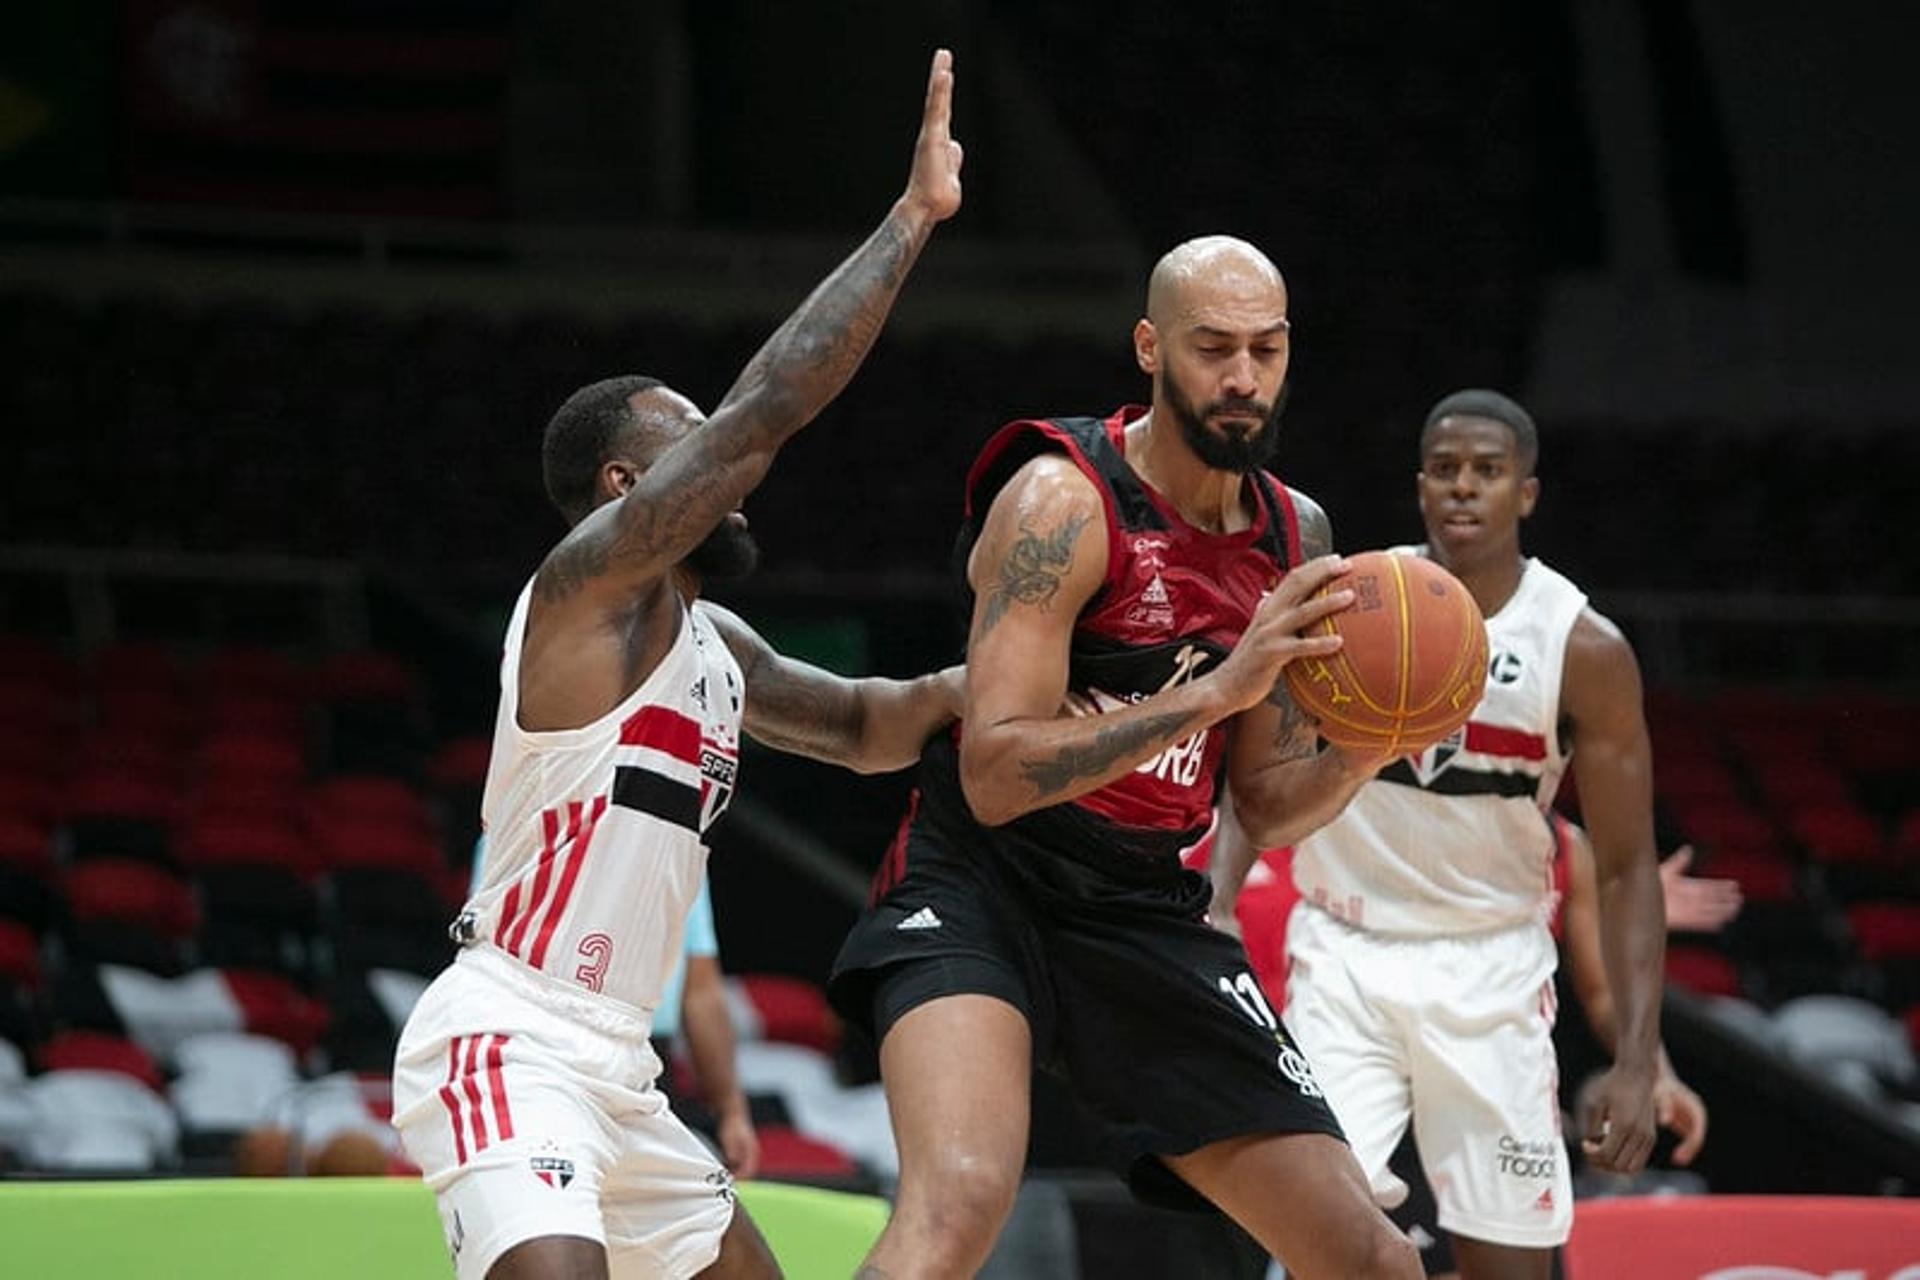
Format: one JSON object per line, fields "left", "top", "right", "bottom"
{"left": 0, "top": 919, "right": 40, "bottom": 992}
{"left": 1847, "top": 902, "right": 1920, "bottom": 962}
{"left": 1788, "top": 802, "right": 1886, "bottom": 864}
{"left": 38, "top": 1029, "right": 163, "bottom": 1091}
{"left": 1664, "top": 944, "right": 1744, "bottom": 998}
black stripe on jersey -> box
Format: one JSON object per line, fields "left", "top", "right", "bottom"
{"left": 1377, "top": 759, "right": 1539, "bottom": 799}
{"left": 612, "top": 766, "right": 701, "bottom": 834}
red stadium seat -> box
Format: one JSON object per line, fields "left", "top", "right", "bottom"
{"left": 0, "top": 774, "right": 64, "bottom": 827}
{"left": 737, "top": 975, "right": 841, "bottom": 1054}
{"left": 0, "top": 816, "right": 54, "bottom": 875}
{"left": 1892, "top": 811, "right": 1920, "bottom": 862}
{"left": 430, "top": 735, "right": 492, "bottom": 789}
{"left": 1664, "top": 944, "right": 1743, "bottom": 998}
{"left": 1699, "top": 849, "right": 1797, "bottom": 905}
{"left": 176, "top": 814, "right": 313, "bottom": 876}
{"left": 199, "top": 648, "right": 310, "bottom": 702}
{"left": 199, "top": 732, "right": 306, "bottom": 787}
{"left": 1749, "top": 760, "right": 1853, "bottom": 809}
{"left": 65, "top": 859, "right": 199, "bottom": 939}
{"left": 1672, "top": 799, "right": 1782, "bottom": 859}
{"left": 0, "top": 918, "right": 41, "bottom": 990}
{"left": 1655, "top": 754, "right": 1741, "bottom": 804}
{"left": 753, "top": 1124, "right": 860, "bottom": 1180}
{"left": 317, "top": 650, "right": 418, "bottom": 703}
{"left": 313, "top": 822, "right": 442, "bottom": 877}
{"left": 1788, "top": 804, "right": 1887, "bottom": 864}
{"left": 203, "top": 695, "right": 306, "bottom": 738}
{"left": 37, "top": 1029, "right": 163, "bottom": 1091}
{"left": 1846, "top": 903, "right": 1920, "bottom": 962}
{"left": 307, "top": 776, "right": 432, "bottom": 834}
{"left": 220, "top": 969, "right": 331, "bottom": 1055}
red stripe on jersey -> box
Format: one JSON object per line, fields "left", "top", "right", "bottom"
{"left": 870, "top": 791, "right": 920, "bottom": 904}
{"left": 439, "top": 1039, "right": 468, "bottom": 1164}
{"left": 1465, "top": 722, "right": 1548, "bottom": 762}
{"left": 619, "top": 705, "right": 702, "bottom": 764}
{"left": 503, "top": 807, "right": 563, "bottom": 956}
{"left": 485, "top": 1035, "right": 513, "bottom": 1141}
{"left": 459, "top": 1033, "right": 489, "bottom": 1152}
{"left": 528, "top": 795, "right": 607, "bottom": 970}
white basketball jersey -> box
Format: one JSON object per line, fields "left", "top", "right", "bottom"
{"left": 1292, "top": 552, "right": 1588, "bottom": 937}
{"left": 457, "top": 585, "right": 744, "bottom": 1015}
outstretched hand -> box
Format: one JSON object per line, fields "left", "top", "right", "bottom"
{"left": 1660, "top": 845, "right": 1743, "bottom": 933}
{"left": 902, "top": 49, "right": 963, "bottom": 222}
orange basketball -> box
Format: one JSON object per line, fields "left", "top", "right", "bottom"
{"left": 1281, "top": 550, "right": 1489, "bottom": 755}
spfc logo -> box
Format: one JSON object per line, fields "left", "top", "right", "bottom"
{"left": 1409, "top": 725, "right": 1465, "bottom": 785}
{"left": 530, "top": 1152, "right": 576, "bottom": 1189}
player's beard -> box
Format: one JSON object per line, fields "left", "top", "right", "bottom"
{"left": 1164, "top": 375, "right": 1287, "bottom": 473}
{"left": 685, "top": 517, "right": 760, "bottom": 581}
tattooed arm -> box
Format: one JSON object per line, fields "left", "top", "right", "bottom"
{"left": 957, "top": 460, "right": 1351, "bottom": 826}
{"left": 534, "top": 50, "right": 963, "bottom": 607}
{"left": 698, "top": 603, "right": 964, "bottom": 774}
{"left": 1222, "top": 493, "right": 1386, "bottom": 856}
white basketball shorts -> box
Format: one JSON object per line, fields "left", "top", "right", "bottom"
{"left": 1283, "top": 903, "right": 1573, "bottom": 1249}
{"left": 392, "top": 944, "right": 734, "bottom": 1280}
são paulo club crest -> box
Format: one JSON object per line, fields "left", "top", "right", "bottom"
{"left": 1408, "top": 725, "right": 1465, "bottom": 785}
{"left": 530, "top": 1141, "right": 575, "bottom": 1190}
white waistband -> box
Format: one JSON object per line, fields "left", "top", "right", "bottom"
{"left": 455, "top": 941, "right": 655, "bottom": 1041}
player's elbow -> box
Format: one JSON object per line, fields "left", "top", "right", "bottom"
{"left": 958, "top": 745, "right": 1021, "bottom": 827}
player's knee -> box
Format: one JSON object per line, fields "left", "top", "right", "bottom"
{"left": 1349, "top": 1220, "right": 1422, "bottom": 1280}
{"left": 896, "top": 1155, "right": 1019, "bottom": 1263}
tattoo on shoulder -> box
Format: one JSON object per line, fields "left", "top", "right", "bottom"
{"left": 1294, "top": 495, "right": 1334, "bottom": 561}
{"left": 977, "top": 510, "right": 1091, "bottom": 637}
{"left": 535, "top": 534, "right": 611, "bottom": 605}
{"left": 1017, "top": 709, "right": 1197, "bottom": 800}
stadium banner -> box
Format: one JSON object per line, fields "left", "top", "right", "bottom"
{"left": 1563, "top": 1195, "right": 1920, "bottom": 1280}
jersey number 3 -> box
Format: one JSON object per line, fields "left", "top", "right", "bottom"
{"left": 575, "top": 933, "right": 613, "bottom": 993}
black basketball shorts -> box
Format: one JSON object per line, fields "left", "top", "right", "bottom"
{"left": 827, "top": 816, "right": 1347, "bottom": 1209}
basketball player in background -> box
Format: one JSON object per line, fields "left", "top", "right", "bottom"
{"left": 829, "top": 236, "right": 1420, "bottom": 1279}
{"left": 1213, "top": 389, "right": 1669, "bottom": 1280}
{"left": 391, "top": 50, "right": 964, "bottom": 1280}
{"left": 1202, "top": 804, "right": 1726, "bottom": 1277}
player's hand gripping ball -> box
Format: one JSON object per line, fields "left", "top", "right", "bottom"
{"left": 1282, "top": 551, "right": 1488, "bottom": 755}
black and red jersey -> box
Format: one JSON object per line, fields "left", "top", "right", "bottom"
{"left": 906, "top": 407, "right": 1300, "bottom": 888}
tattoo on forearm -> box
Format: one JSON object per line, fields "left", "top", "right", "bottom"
{"left": 747, "top": 667, "right": 866, "bottom": 763}
{"left": 1264, "top": 683, "right": 1318, "bottom": 762}
{"left": 1018, "top": 709, "right": 1198, "bottom": 799}
{"left": 548, "top": 211, "right": 924, "bottom": 602}
{"left": 978, "top": 511, "right": 1091, "bottom": 637}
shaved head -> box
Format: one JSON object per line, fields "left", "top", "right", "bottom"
{"left": 1145, "top": 235, "right": 1287, "bottom": 329}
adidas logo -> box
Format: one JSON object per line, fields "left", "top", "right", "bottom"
{"left": 1141, "top": 574, "right": 1170, "bottom": 605}
{"left": 896, "top": 907, "right": 943, "bottom": 931}
{"left": 1534, "top": 1188, "right": 1554, "bottom": 1212}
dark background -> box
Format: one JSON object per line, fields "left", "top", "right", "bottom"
{"left": 1, "top": 0, "right": 1917, "bottom": 1252}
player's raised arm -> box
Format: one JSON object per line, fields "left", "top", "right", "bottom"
{"left": 957, "top": 459, "right": 1351, "bottom": 827}
{"left": 1221, "top": 498, "right": 1383, "bottom": 854}
{"left": 1561, "top": 606, "right": 1666, "bottom": 1175}
{"left": 698, "top": 603, "right": 964, "bottom": 775}
{"left": 540, "top": 50, "right": 963, "bottom": 603}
